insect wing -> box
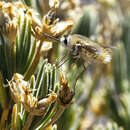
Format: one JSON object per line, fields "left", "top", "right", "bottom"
{"left": 72, "top": 34, "right": 101, "bottom": 55}
{"left": 71, "top": 34, "right": 112, "bottom": 63}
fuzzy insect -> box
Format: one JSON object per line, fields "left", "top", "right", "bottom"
{"left": 41, "top": 32, "right": 113, "bottom": 90}
{"left": 41, "top": 32, "right": 112, "bottom": 64}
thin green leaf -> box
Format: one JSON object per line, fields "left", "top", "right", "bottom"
{"left": 35, "top": 60, "right": 48, "bottom": 97}
{"left": 23, "top": 39, "right": 37, "bottom": 74}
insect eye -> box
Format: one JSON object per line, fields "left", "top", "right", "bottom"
{"left": 64, "top": 37, "right": 68, "bottom": 45}
{"left": 63, "top": 35, "right": 69, "bottom": 46}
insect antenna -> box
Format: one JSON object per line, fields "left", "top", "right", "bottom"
{"left": 40, "top": 32, "right": 60, "bottom": 42}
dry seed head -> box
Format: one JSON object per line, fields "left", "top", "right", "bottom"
{"left": 58, "top": 85, "right": 74, "bottom": 107}
{"left": 58, "top": 72, "right": 74, "bottom": 107}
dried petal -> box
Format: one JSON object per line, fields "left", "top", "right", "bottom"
{"left": 38, "top": 92, "right": 57, "bottom": 107}
{"left": 40, "top": 41, "right": 53, "bottom": 56}
{"left": 27, "top": 9, "right": 42, "bottom": 29}
{"left": 50, "top": 21, "right": 73, "bottom": 36}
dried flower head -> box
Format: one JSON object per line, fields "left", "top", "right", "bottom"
{"left": 23, "top": 91, "right": 57, "bottom": 116}
{"left": 58, "top": 72, "right": 74, "bottom": 107}
{"left": 9, "top": 73, "right": 57, "bottom": 116}
{"left": 0, "top": 2, "right": 31, "bottom": 42}
{"left": 0, "top": 2, "right": 18, "bottom": 42}
{"left": 8, "top": 73, "right": 28, "bottom": 103}
{"left": 31, "top": 2, "right": 73, "bottom": 42}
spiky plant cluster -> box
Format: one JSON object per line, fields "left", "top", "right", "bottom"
{"left": 0, "top": 0, "right": 74, "bottom": 129}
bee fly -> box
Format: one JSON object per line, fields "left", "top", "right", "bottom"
{"left": 41, "top": 32, "right": 113, "bottom": 90}
{"left": 41, "top": 32, "right": 112, "bottom": 65}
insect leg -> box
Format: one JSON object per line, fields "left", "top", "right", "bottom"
{"left": 57, "top": 56, "right": 70, "bottom": 68}
{"left": 55, "top": 51, "right": 69, "bottom": 65}
{"left": 73, "top": 63, "right": 89, "bottom": 92}
{"left": 55, "top": 51, "right": 70, "bottom": 68}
